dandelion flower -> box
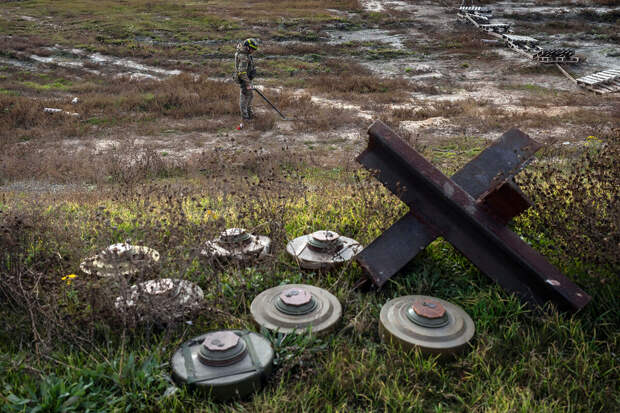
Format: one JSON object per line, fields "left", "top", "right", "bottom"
{"left": 61, "top": 273, "right": 78, "bottom": 285}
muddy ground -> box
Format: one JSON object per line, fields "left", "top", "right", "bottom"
{"left": 0, "top": 0, "right": 618, "bottom": 190}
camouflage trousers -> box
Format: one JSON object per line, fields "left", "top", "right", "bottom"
{"left": 239, "top": 87, "right": 254, "bottom": 120}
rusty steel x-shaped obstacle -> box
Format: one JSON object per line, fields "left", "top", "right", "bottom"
{"left": 356, "top": 121, "right": 590, "bottom": 312}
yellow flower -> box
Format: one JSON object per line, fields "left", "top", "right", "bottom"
{"left": 204, "top": 209, "right": 218, "bottom": 220}
{"left": 61, "top": 273, "right": 78, "bottom": 285}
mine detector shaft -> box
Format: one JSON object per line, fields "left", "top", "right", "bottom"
{"left": 253, "top": 87, "right": 288, "bottom": 120}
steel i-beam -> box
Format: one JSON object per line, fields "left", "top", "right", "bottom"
{"left": 357, "top": 127, "right": 541, "bottom": 287}
{"left": 356, "top": 121, "right": 590, "bottom": 312}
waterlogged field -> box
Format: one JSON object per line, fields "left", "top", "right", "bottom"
{"left": 1, "top": 0, "right": 619, "bottom": 412}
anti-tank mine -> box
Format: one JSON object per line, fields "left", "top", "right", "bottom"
{"left": 80, "top": 242, "right": 160, "bottom": 278}
{"left": 201, "top": 228, "right": 271, "bottom": 261}
{"left": 286, "top": 230, "right": 362, "bottom": 270}
{"left": 251, "top": 284, "right": 342, "bottom": 336}
{"left": 171, "top": 330, "right": 274, "bottom": 401}
{"left": 380, "top": 295, "right": 475, "bottom": 355}
{"left": 114, "top": 278, "right": 204, "bottom": 323}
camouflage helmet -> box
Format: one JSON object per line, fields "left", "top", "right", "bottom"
{"left": 243, "top": 38, "right": 259, "bottom": 50}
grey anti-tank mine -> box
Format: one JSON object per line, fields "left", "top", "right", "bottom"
{"left": 286, "top": 230, "right": 362, "bottom": 270}
{"left": 80, "top": 242, "right": 160, "bottom": 278}
{"left": 114, "top": 278, "right": 203, "bottom": 323}
{"left": 379, "top": 295, "right": 475, "bottom": 354}
{"left": 171, "top": 330, "right": 274, "bottom": 401}
{"left": 201, "top": 228, "right": 271, "bottom": 261}
{"left": 251, "top": 284, "right": 342, "bottom": 335}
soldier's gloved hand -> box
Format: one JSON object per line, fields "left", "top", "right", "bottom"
{"left": 246, "top": 82, "right": 253, "bottom": 90}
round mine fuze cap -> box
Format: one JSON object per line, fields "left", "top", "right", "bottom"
{"left": 80, "top": 243, "right": 160, "bottom": 277}
{"left": 171, "top": 330, "right": 274, "bottom": 401}
{"left": 201, "top": 228, "right": 271, "bottom": 261}
{"left": 379, "top": 295, "right": 475, "bottom": 354}
{"left": 220, "top": 228, "right": 252, "bottom": 244}
{"left": 251, "top": 284, "right": 342, "bottom": 335}
{"left": 286, "top": 230, "right": 362, "bottom": 270}
{"left": 198, "top": 331, "right": 248, "bottom": 367}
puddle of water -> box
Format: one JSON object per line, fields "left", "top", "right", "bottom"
{"left": 115, "top": 72, "right": 159, "bottom": 81}
{"left": 361, "top": 0, "right": 415, "bottom": 12}
{"left": 27, "top": 46, "right": 181, "bottom": 79}
{"left": 89, "top": 53, "right": 181, "bottom": 76}
{"left": 361, "top": 57, "right": 430, "bottom": 77}
{"left": 543, "top": 37, "right": 620, "bottom": 74}
{"left": 327, "top": 29, "right": 405, "bottom": 49}
{"left": 0, "top": 56, "right": 41, "bottom": 71}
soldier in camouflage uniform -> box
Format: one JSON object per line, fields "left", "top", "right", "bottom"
{"left": 234, "top": 38, "right": 258, "bottom": 129}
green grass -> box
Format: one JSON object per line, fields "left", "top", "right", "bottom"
{"left": 0, "top": 166, "right": 617, "bottom": 412}
{"left": 21, "top": 79, "right": 72, "bottom": 91}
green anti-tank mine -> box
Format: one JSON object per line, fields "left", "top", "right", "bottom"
{"left": 286, "top": 230, "right": 362, "bottom": 270}
{"left": 80, "top": 242, "right": 160, "bottom": 277}
{"left": 380, "top": 295, "right": 475, "bottom": 354}
{"left": 171, "top": 330, "right": 274, "bottom": 401}
{"left": 251, "top": 284, "right": 342, "bottom": 335}
{"left": 201, "top": 228, "right": 271, "bottom": 261}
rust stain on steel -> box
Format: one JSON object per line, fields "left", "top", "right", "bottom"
{"left": 357, "top": 120, "right": 590, "bottom": 312}
{"left": 357, "top": 127, "right": 541, "bottom": 288}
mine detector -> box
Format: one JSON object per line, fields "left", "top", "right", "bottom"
{"left": 252, "top": 86, "right": 288, "bottom": 120}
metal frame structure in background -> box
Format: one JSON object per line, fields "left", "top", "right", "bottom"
{"left": 355, "top": 121, "right": 591, "bottom": 313}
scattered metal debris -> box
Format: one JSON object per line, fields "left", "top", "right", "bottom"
{"left": 171, "top": 330, "right": 274, "bottom": 400}
{"left": 201, "top": 228, "right": 271, "bottom": 261}
{"left": 251, "top": 284, "right": 342, "bottom": 336}
{"left": 80, "top": 242, "right": 160, "bottom": 277}
{"left": 286, "top": 230, "right": 362, "bottom": 270}
{"left": 458, "top": 5, "right": 579, "bottom": 64}
{"left": 356, "top": 120, "right": 591, "bottom": 312}
{"left": 379, "top": 295, "right": 475, "bottom": 354}
{"left": 459, "top": 5, "right": 492, "bottom": 15}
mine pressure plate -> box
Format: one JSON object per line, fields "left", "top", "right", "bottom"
{"left": 171, "top": 330, "right": 274, "bottom": 401}
{"left": 201, "top": 228, "right": 271, "bottom": 261}
{"left": 286, "top": 230, "right": 362, "bottom": 269}
{"left": 379, "top": 295, "right": 475, "bottom": 354}
{"left": 251, "top": 284, "right": 342, "bottom": 335}
{"left": 114, "top": 278, "right": 204, "bottom": 322}
{"left": 80, "top": 242, "right": 160, "bottom": 277}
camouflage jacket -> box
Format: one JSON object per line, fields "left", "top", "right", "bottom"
{"left": 234, "top": 42, "right": 256, "bottom": 84}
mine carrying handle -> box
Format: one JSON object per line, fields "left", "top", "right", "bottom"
{"left": 253, "top": 87, "right": 287, "bottom": 120}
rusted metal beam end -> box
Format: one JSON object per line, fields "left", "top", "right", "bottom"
{"left": 358, "top": 120, "right": 590, "bottom": 312}
{"left": 450, "top": 128, "right": 542, "bottom": 199}
{"left": 356, "top": 126, "right": 542, "bottom": 288}
{"left": 479, "top": 179, "right": 532, "bottom": 225}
